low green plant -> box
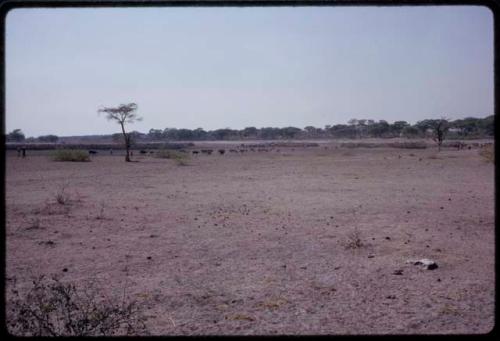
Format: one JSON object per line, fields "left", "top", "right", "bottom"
{"left": 52, "top": 150, "right": 90, "bottom": 162}
{"left": 155, "top": 149, "right": 189, "bottom": 166}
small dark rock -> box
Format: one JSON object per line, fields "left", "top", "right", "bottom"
{"left": 427, "top": 263, "right": 438, "bottom": 270}
{"left": 393, "top": 269, "right": 403, "bottom": 275}
{"left": 147, "top": 256, "right": 152, "bottom": 260}
{"left": 385, "top": 237, "right": 391, "bottom": 240}
{"left": 368, "top": 255, "right": 375, "bottom": 258}
{"left": 440, "top": 207, "right": 444, "bottom": 210}
{"left": 62, "top": 268, "right": 68, "bottom": 272}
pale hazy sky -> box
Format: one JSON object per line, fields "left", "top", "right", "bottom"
{"left": 6, "top": 5, "right": 493, "bottom": 137}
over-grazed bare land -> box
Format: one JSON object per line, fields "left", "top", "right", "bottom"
{"left": 5, "top": 140, "right": 494, "bottom": 335}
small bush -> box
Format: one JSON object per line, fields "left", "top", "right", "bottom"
{"left": 155, "top": 149, "right": 189, "bottom": 166}
{"left": 52, "top": 150, "right": 90, "bottom": 162}
{"left": 7, "top": 276, "right": 149, "bottom": 336}
{"left": 479, "top": 144, "right": 494, "bottom": 163}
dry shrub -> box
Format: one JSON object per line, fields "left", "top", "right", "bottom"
{"left": 345, "top": 229, "right": 363, "bottom": 249}
{"left": 26, "top": 217, "right": 41, "bottom": 230}
{"left": 55, "top": 184, "right": 71, "bottom": 206}
{"left": 479, "top": 144, "right": 494, "bottom": 163}
{"left": 7, "top": 276, "right": 149, "bottom": 336}
{"left": 52, "top": 150, "right": 90, "bottom": 162}
{"left": 96, "top": 200, "right": 106, "bottom": 220}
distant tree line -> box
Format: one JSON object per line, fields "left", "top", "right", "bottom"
{"left": 5, "top": 130, "right": 59, "bottom": 143}
{"left": 5, "top": 115, "right": 493, "bottom": 143}
{"left": 140, "top": 115, "right": 494, "bottom": 141}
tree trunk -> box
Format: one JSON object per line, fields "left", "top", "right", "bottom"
{"left": 120, "top": 122, "right": 131, "bottom": 162}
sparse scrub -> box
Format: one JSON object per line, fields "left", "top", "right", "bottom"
{"left": 155, "top": 149, "right": 189, "bottom": 166}
{"left": 52, "top": 150, "right": 90, "bottom": 162}
{"left": 7, "top": 275, "right": 149, "bottom": 336}
{"left": 479, "top": 145, "right": 494, "bottom": 163}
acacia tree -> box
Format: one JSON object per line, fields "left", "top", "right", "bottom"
{"left": 98, "top": 103, "right": 142, "bottom": 162}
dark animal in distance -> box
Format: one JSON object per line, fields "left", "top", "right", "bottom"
{"left": 88, "top": 150, "right": 98, "bottom": 155}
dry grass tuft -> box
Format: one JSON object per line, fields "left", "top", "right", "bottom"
{"left": 256, "top": 297, "right": 289, "bottom": 310}
{"left": 344, "top": 228, "right": 364, "bottom": 249}
{"left": 55, "top": 184, "right": 71, "bottom": 205}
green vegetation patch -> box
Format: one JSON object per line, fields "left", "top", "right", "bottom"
{"left": 155, "top": 149, "right": 189, "bottom": 166}
{"left": 51, "top": 150, "right": 90, "bottom": 162}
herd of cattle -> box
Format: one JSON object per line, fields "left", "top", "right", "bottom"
{"left": 87, "top": 147, "right": 292, "bottom": 156}
{"left": 85, "top": 142, "right": 322, "bottom": 156}
{"left": 84, "top": 141, "right": 493, "bottom": 156}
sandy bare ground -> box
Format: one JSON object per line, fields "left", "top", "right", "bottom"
{"left": 5, "top": 142, "right": 495, "bottom": 335}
